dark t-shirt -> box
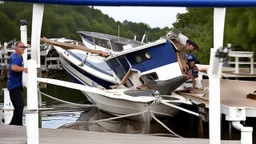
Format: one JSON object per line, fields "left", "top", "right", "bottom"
{"left": 7, "top": 52, "right": 23, "bottom": 90}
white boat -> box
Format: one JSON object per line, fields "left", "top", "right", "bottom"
{"left": 53, "top": 32, "right": 187, "bottom": 89}
{"left": 38, "top": 77, "right": 192, "bottom": 122}
{"left": 41, "top": 34, "right": 192, "bottom": 122}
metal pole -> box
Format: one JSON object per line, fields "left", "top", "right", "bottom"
{"left": 26, "top": 60, "right": 39, "bottom": 144}
{"left": 31, "top": 4, "right": 44, "bottom": 68}
{"left": 250, "top": 55, "right": 254, "bottom": 74}
{"left": 20, "top": 20, "right": 28, "bottom": 68}
{"left": 235, "top": 57, "right": 239, "bottom": 73}
{"left": 209, "top": 8, "right": 226, "bottom": 144}
{"left": 20, "top": 20, "right": 28, "bottom": 87}
{"left": 3, "top": 88, "right": 13, "bottom": 124}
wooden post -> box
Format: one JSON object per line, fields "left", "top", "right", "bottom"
{"left": 38, "top": 91, "right": 42, "bottom": 128}
{"left": 198, "top": 118, "right": 204, "bottom": 138}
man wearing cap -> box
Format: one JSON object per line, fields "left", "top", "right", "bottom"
{"left": 186, "top": 40, "right": 199, "bottom": 52}
{"left": 166, "top": 31, "right": 205, "bottom": 88}
{"left": 183, "top": 40, "right": 199, "bottom": 89}
{"left": 186, "top": 40, "right": 208, "bottom": 89}
{"left": 7, "top": 41, "right": 27, "bottom": 125}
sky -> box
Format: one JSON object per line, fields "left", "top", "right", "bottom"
{"left": 95, "top": 6, "right": 187, "bottom": 29}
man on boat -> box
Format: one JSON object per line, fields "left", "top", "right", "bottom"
{"left": 166, "top": 31, "right": 205, "bottom": 89}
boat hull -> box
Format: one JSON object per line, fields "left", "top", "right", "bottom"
{"left": 52, "top": 39, "right": 189, "bottom": 122}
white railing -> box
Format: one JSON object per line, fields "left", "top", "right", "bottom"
{"left": 228, "top": 51, "right": 254, "bottom": 74}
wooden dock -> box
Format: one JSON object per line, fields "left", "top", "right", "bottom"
{"left": 0, "top": 125, "right": 240, "bottom": 144}
{"left": 177, "top": 79, "right": 256, "bottom": 108}
{"left": 0, "top": 125, "right": 239, "bottom": 144}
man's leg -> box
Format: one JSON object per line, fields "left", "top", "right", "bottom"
{"left": 9, "top": 86, "right": 24, "bottom": 126}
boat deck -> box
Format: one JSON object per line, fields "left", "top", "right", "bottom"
{"left": 0, "top": 125, "right": 239, "bottom": 144}
{"left": 176, "top": 79, "right": 256, "bottom": 117}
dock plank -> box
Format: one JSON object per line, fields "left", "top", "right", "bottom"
{"left": 0, "top": 125, "right": 239, "bottom": 144}
{"left": 177, "top": 79, "right": 256, "bottom": 108}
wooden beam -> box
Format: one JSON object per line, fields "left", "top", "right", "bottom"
{"left": 40, "top": 37, "right": 109, "bottom": 57}
{"left": 247, "top": 93, "right": 256, "bottom": 100}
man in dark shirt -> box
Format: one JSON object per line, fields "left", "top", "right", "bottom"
{"left": 7, "top": 41, "right": 27, "bottom": 125}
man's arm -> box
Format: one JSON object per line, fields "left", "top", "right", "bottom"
{"left": 191, "top": 76, "right": 196, "bottom": 88}
{"left": 11, "top": 64, "right": 27, "bottom": 73}
{"left": 10, "top": 57, "right": 27, "bottom": 73}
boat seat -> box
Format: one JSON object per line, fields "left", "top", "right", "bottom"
{"left": 145, "top": 75, "right": 188, "bottom": 95}
{"left": 124, "top": 89, "right": 153, "bottom": 97}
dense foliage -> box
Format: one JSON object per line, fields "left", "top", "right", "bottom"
{"left": 173, "top": 8, "right": 256, "bottom": 64}
{"left": 0, "top": 2, "right": 170, "bottom": 44}
{"left": 1, "top": 2, "right": 255, "bottom": 64}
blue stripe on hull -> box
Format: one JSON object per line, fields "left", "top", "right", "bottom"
{"left": 61, "top": 56, "right": 115, "bottom": 89}
{"left": 67, "top": 50, "right": 113, "bottom": 76}
{"left": 106, "top": 41, "right": 177, "bottom": 73}
{"left": 126, "top": 41, "right": 177, "bottom": 72}
{"left": 67, "top": 71, "right": 85, "bottom": 85}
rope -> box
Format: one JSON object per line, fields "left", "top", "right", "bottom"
{"left": 161, "top": 100, "right": 199, "bottom": 117}
{"left": 150, "top": 111, "right": 183, "bottom": 138}
{"left": 148, "top": 133, "right": 175, "bottom": 137}
{"left": 90, "top": 109, "right": 148, "bottom": 124}
{"left": 62, "top": 97, "right": 162, "bottom": 128}
{"left": 62, "top": 107, "right": 150, "bottom": 129}
{"left": 39, "top": 91, "right": 183, "bottom": 138}
{"left": 38, "top": 90, "right": 95, "bottom": 108}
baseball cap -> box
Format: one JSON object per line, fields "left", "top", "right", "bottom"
{"left": 186, "top": 54, "right": 197, "bottom": 63}
{"left": 187, "top": 40, "right": 199, "bottom": 51}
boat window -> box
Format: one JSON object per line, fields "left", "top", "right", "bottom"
{"left": 133, "top": 51, "right": 152, "bottom": 64}
{"left": 95, "top": 39, "right": 111, "bottom": 49}
{"left": 117, "top": 56, "right": 131, "bottom": 72}
{"left": 113, "top": 42, "right": 124, "bottom": 52}
{"left": 116, "top": 56, "right": 133, "bottom": 87}
{"left": 106, "top": 56, "right": 133, "bottom": 87}
{"left": 84, "top": 35, "right": 94, "bottom": 44}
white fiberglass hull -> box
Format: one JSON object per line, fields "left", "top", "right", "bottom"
{"left": 82, "top": 91, "right": 188, "bottom": 122}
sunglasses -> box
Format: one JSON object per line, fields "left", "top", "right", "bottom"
{"left": 17, "top": 46, "right": 27, "bottom": 48}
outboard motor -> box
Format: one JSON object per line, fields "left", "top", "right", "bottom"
{"left": 144, "top": 75, "right": 188, "bottom": 95}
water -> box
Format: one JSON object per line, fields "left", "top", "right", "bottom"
{"left": 1, "top": 79, "right": 256, "bottom": 142}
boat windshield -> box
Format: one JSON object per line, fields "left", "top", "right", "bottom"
{"left": 106, "top": 55, "right": 133, "bottom": 87}
{"left": 79, "top": 31, "right": 143, "bottom": 52}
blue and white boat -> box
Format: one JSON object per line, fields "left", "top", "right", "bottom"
{"left": 43, "top": 32, "right": 192, "bottom": 122}
{"left": 78, "top": 31, "right": 186, "bottom": 88}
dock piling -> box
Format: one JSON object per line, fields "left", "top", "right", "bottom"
{"left": 3, "top": 88, "right": 13, "bottom": 124}
{"left": 26, "top": 60, "right": 39, "bottom": 144}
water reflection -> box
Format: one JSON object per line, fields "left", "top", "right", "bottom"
{"left": 59, "top": 107, "right": 151, "bottom": 134}
{"left": 42, "top": 111, "right": 83, "bottom": 129}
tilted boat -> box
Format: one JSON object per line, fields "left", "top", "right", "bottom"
{"left": 40, "top": 33, "right": 192, "bottom": 122}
